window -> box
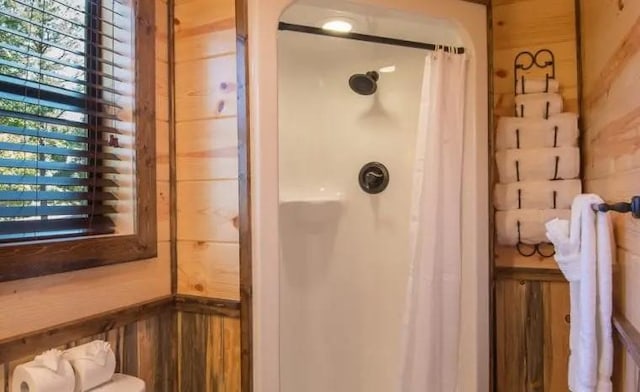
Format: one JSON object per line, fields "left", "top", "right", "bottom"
{"left": 0, "top": 0, "right": 156, "bottom": 281}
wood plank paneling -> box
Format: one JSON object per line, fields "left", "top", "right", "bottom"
{"left": 0, "top": 311, "right": 175, "bottom": 392}
{"left": 495, "top": 279, "right": 570, "bottom": 392}
{"left": 175, "top": 0, "right": 240, "bottom": 301}
{"left": 177, "top": 311, "right": 241, "bottom": 392}
{"left": 581, "top": 1, "right": 640, "bottom": 389}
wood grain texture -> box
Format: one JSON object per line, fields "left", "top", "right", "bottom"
{"left": 0, "top": 306, "right": 175, "bottom": 392}
{"left": 178, "top": 242, "right": 240, "bottom": 300}
{"left": 177, "top": 310, "right": 240, "bottom": 392}
{"left": 580, "top": 1, "right": 640, "bottom": 390}
{"left": 175, "top": 0, "right": 240, "bottom": 301}
{"left": 495, "top": 279, "right": 570, "bottom": 391}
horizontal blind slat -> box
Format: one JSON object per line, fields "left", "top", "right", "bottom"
{"left": 0, "top": 142, "right": 121, "bottom": 161}
{"left": 0, "top": 109, "right": 121, "bottom": 134}
{"left": 0, "top": 205, "right": 117, "bottom": 217}
{"left": 0, "top": 158, "right": 120, "bottom": 174}
{"left": 0, "top": 125, "right": 119, "bottom": 147}
{"left": 0, "top": 191, "right": 117, "bottom": 201}
{"left": 0, "top": 175, "right": 117, "bottom": 187}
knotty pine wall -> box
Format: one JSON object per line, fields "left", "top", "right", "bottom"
{"left": 0, "top": 311, "right": 174, "bottom": 392}
{"left": 491, "top": 0, "right": 578, "bottom": 390}
{"left": 175, "top": 0, "right": 240, "bottom": 301}
{"left": 0, "top": 0, "right": 171, "bottom": 341}
{"left": 580, "top": 0, "right": 640, "bottom": 389}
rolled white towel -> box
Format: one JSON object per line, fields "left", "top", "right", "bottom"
{"left": 494, "top": 180, "right": 582, "bottom": 210}
{"left": 515, "top": 93, "right": 563, "bottom": 118}
{"left": 515, "top": 77, "right": 560, "bottom": 95}
{"left": 496, "top": 147, "right": 580, "bottom": 183}
{"left": 496, "top": 113, "right": 579, "bottom": 151}
{"left": 496, "top": 209, "right": 571, "bottom": 245}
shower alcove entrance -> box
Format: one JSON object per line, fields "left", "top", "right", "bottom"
{"left": 248, "top": 1, "right": 489, "bottom": 390}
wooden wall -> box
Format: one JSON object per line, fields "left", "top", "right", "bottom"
{"left": 580, "top": 0, "right": 640, "bottom": 389}
{"left": 174, "top": 0, "right": 240, "bottom": 301}
{"left": 177, "top": 310, "right": 241, "bottom": 391}
{"left": 0, "top": 310, "right": 174, "bottom": 392}
{"left": 0, "top": 0, "right": 171, "bottom": 341}
{"left": 491, "top": 0, "right": 578, "bottom": 390}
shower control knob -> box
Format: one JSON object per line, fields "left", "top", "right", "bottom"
{"left": 359, "top": 162, "right": 389, "bottom": 194}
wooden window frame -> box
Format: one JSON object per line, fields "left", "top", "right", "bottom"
{"left": 0, "top": 0, "right": 157, "bottom": 282}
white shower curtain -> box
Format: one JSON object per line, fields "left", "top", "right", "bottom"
{"left": 400, "top": 50, "right": 468, "bottom": 392}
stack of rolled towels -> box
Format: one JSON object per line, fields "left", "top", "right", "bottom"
{"left": 11, "top": 341, "right": 116, "bottom": 392}
{"left": 494, "top": 77, "right": 581, "bottom": 246}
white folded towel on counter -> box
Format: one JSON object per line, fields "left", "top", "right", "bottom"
{"left": 495, "top": 209, "right": 571, "bottom": 245}
{"left": 515, "top": 93, "right": 563, "bottom": 118}
{"left": 515, "top": 77, "right": 560, "bottom": 95}
{"left": 496, "top": 113, "right": 579, "bottom": 151}
{"left": 496, "top": 147, "right": 580, "bottom": 183}
{"left": 494, "top": 180, "right": 582, "bottom": 211}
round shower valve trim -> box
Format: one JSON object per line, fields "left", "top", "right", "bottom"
{"left": 359, "top": 162, "right": 389, "bottom": 194}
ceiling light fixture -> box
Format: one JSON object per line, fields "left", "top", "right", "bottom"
{"left": 322, "top": 20, "right": 353, "bottom": 33}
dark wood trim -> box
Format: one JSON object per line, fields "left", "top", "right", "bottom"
{"left": 236, "top": 0, "right": 253, "bottom": 391}
{"left": 0, "top": 296, "right": 173, "bottom": 363}
{"left": 168, "top": 0, "right": 177, "bottom": 296}
{"left": 174, "top": 294, "right": 241, "bottom": 318}
{"left": 487, "top": 2, "right": 496, "bottom": 390}
{"left": 495, "top": 267, "right": 567, "bottom": 282}
{"left": 0, "top": 0, "right": 157, "bottom": 282}
{"left": 613, "top": 313, "right": 640, "bottom": 367}
{"left": 463, "top": 0, "right": 490, "bottom": 5}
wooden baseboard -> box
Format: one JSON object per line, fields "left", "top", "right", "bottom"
{"left": 0, "top": 294, "right": 240, "bottom": 364}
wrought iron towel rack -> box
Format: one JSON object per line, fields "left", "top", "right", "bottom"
{"left": 592, "top": 196, "right": 640, "bottom": 219}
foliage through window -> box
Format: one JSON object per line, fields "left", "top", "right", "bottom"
{"left": 0, "top": 0, "right": 135, "bottom": 242}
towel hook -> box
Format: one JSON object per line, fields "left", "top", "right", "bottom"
{"left": 592, "top": 196, "right": 640, "bottom": 219}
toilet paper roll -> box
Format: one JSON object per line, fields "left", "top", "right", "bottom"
{"left": 64, "top": 341, "right": 116, "bottom": 392}
{"left": 12, "top": 359, "right": 75, "bottom": 392}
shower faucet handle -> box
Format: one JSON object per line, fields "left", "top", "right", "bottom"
{"left": 359, "top": 162, "right": 389, "bottom": 194}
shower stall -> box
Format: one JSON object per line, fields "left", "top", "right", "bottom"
{"left": 248, "top": 1, "right": 489, "bottom": 391}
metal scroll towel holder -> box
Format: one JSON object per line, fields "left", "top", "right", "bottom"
{"left": 512, "top": 49, "right": 559, "bottom": 258}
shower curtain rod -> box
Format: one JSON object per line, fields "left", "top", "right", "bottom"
{"left": 278, "top": 22, "right": 466, "bottom": 53}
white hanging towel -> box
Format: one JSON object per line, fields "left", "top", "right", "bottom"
{"left": 495, "top": 209, "right": 570, "bottom": 245}
{"left": 495, "top": 147, "right": 580, "bottom": 183}
{"left": 496, "top": 113, "right": 579, "bottom": 151}
{"left": 515, "top": 77, "right": 560, "bottom": 95}
{"left": 515, "top": 93, "right": 563, "bottom": 118}
{"left": 545, "top": 195, "right": 614, "bottom": 392}
{"left": 494, "top": 180, "right": 581, "bottom": 211}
